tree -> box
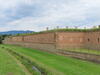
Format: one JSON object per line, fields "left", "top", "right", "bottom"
{"left": 0, "top": 35, "right": 10, "bottom": 44}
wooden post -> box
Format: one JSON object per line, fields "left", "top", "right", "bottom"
{"left": 75, "top": 26, "right": 78, "bottom": 29}
{"left": 98, "top": 25, "right": 100, "bottom": 28}
{"left": 56, "top": 26, "right": 59, "bottom": 29}
{"left": 84, "top": 27, "right": 86, "bottom": 29}
{"left": 66, "top": 26, "right": 68, "bottom": 29}
{"left": 46, "top": 27, "right": 49, "bottom": 31}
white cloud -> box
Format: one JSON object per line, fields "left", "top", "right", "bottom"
{"left": 0, "top": 0, "right": 100, "bottom": 31}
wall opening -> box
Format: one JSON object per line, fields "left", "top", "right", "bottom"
{"left": 98, "top": 38, "right": 99, "bottom": 43}
{"left": 88, "top": 38, "right": 90, "bottom": 42}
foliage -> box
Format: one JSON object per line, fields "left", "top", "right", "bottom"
{"left": 12, "top": 27, "right": 100, "bottom": 36}
{"left": 0, "top": 35, "right": 11, "bottom": 44}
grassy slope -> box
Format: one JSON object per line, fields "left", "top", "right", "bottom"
{"left": 2, "top": 44, "right": 100, "bottom": 75}
{"left": 64, "top": 48, "right": 100, "bottom": 55}
{"left": 0, "top": 47, "right": 26, "bottom": 75}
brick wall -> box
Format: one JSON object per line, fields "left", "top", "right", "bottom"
{"left": 84, "top": 31, "right": 100, "bottom": 50}
{"left": 56, "top": 32, "right": 85, "bottom": 50}
{"left": 3, "top": 33, "right": 57, "bottom": 52}
{"left": 3, "top": 31, "right": 100, "bottom": 51}
{"left": 23, "top": 33, "right": 55, "bottom": 44}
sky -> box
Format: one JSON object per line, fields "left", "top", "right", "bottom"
{"left": 0, "top": 0, "right": 100, "bottom": 32}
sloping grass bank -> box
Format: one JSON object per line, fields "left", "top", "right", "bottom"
{"left": 64, "top": 48, "right": 100, "bottom": 55}
{"left": 3, "top": 47, "right": 49, "bottom": 75}
{"left": 0, "top": 47, "right": 26, "bottom": 75}
{"left": 1, "top": 44, "right": 100, "bottom": 75}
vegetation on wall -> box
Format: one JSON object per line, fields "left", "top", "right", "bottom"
{"left": 42, "top": 27, "right": 100, "bottom": 32}
{"left": 0, "top": 35, "right": 10, "bottom": 44}
{"left": 12, "top": 27, "right": 100, "bottom": 36}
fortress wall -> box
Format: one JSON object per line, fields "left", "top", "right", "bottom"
{"left": 3, "top": 30, "right": 100, "bottom": 51}
{"left": 22, "top": 33, "right": 56, "bottom": 52}
{"left": 23, "top": 33, "right": 55, "bottom": 44}
{"left": 56, "top": 32, "right": 86, "bottom": 50}
{"left": 11, "top": 36, "right": 24, "bottom": 42}
{"left": 84, "top": 31, "right": 100, "bottom": 50}
{"left": 3, "top": 33, "right": 57, "bottom": 52}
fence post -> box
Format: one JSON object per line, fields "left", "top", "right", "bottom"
{"left": 46, "top": 27, "right": 49, "bottom": 31}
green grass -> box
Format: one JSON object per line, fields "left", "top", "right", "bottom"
{"left": 64, "top": 48, "right": 100, "bottom": 55}
{"left": 0, "top": 47, "right": 26, "bottom": 75}
{"left": 1, "top": 44, "right": 100, "bottom": 75}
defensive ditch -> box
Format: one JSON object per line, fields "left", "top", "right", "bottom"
{"left": 31, "top": 48, "right": 100, "bottom": 64}
{"left": 1, "top": 47, "right": 47, "bottom": 75}
{"left": 56, "top": 50, "right": 100, "bottom": 64}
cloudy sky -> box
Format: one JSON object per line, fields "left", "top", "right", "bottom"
{"left": 0, "top": 0, "right": 100, "bottom": 31}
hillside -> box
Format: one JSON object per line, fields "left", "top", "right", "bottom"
{"left": 0, "top": 30, "right": 33, "bottom": 35}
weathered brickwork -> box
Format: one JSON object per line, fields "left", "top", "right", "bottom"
{"left": 3, "top": 33, "right": 57, "bottom": 51}
{"left": 56, "top": 32, "right": 86, "bottom": 49}
{"left": 23, "top": 33, "right": 55, "bottom": 44}
{"left": 84, "top": 31, "right": 100, "bottom": 50}
{"left": 3, "top": 31, "right": 100, "bottom": 51}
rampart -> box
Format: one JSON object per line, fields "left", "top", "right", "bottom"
{"left": 3, "top": 30, "right": 100, "bottom": 51}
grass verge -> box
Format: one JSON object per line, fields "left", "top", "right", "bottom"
{"left": 1, "top": 44, "right": 100, "bottom": 75}
{"left": 64, "top": 48, "right": 100, "bottom": 55}
{"left": 0, "top": 47, "right": 26, "bottom": 75}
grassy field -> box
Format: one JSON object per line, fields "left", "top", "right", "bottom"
{"left": 64, "top": 48, "right": 100, "bottom": 55}
{"left": 0, "top": 46, "right": 27, "bottom": 75}
{"left": 1, "top": 44, "right": 100, "bottom": 75}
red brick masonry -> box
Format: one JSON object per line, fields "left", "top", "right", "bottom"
{"left": 3, "top": 31, "right": 100, "bottom": 51}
